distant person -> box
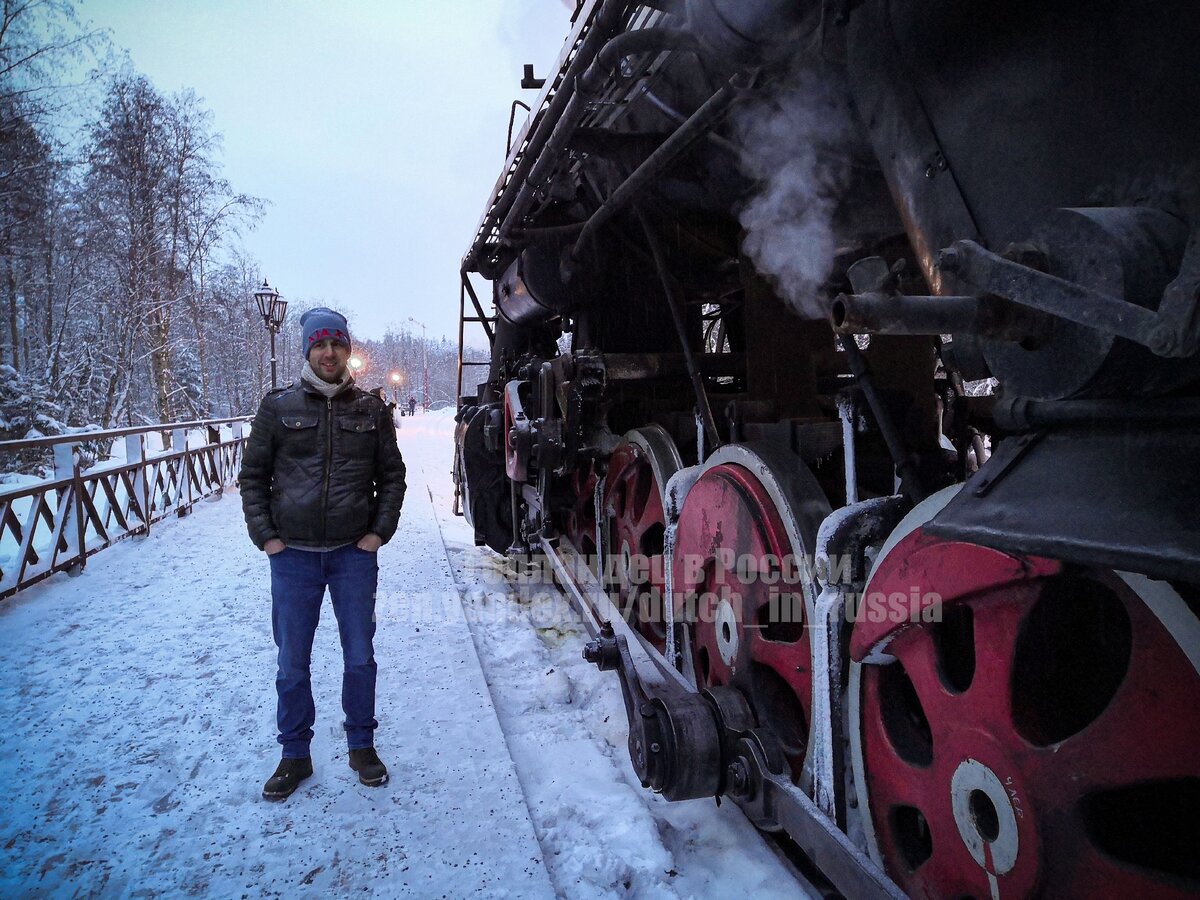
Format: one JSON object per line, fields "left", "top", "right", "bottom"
{"left": 372, "top": 386, "right": 398, "bottom": 423}
{"left": 239, "top": 307, "right": 407, "bottom": 802}
{"left": 408, "top": 395, "right": 417, "bottom": 417}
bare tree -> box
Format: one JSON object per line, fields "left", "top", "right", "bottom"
{"left": 0, "top": 1, "right": 283, "bottom": 456}
{"left": 77, "top": 72, "right": 263, "bottom": 426}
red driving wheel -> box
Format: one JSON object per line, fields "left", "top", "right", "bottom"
{"left": 601, "top": 427, "right": 681, "bottom": 653}
{"left": 671, "top": 444, "right": 829, "bottom": 780}
{"left": 562, "top": 462, "right": 598, "bottom": 560}
{"left": 853, "top": 526, "right": 1200, "bottom": 899}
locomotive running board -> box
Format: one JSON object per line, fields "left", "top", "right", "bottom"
{"left": 539, "top": 534, "right": 907, "bottom": 900}
{"left": 928, "top": 426, "right": 1200, "bottom": 584}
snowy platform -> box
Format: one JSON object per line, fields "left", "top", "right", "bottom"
{"left": 1, "top": 412, "right": 811, "bottom": 898}
{"left": 0, "top": 420, "right": 554, "bottom": 897}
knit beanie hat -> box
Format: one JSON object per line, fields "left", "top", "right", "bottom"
{"left": 300, "top": 307, "right": 351, "bottom": 356}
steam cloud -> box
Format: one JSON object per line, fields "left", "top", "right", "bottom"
{"left": 734, "top": 67, "right": 856, "bottom": 319}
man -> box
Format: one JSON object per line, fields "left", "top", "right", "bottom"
{"left": 239, "top": 307, "right": 407, "bottom": 802}
{"left": 408, "top": 395, "right": 417, "bottom": 417}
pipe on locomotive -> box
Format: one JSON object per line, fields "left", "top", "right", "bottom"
{"left": 566, "top": 77, "right": 744, "bottom": 267}
{"left": 463, "top": 0, "right": 629, "bottom": 277}
{"left": 635, "top": 206, "right": 724, "bottom": 451}
{"left": 561, "top": 0, "right": 829, "bottom": 263}
{"left": 494, "top": 21, "right": 707, "bottom": 269}
{"left": 466, "top": 0, "right": 823, "bottom": 278}
{"left": 829, "top": 290, "right": 1047, "bottom": 345}
{"left": 992, "top": 395, "right": 1200, "bottom": 432}
{"left": 497, "top": 73, "right": 746, "bottom": 328}
{"left": 685, "top": 0, "right": 820, "bottom": 64}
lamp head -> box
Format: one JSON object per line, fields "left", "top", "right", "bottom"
{"left": 253, "top": 279, "right": 279, "bottom": 321}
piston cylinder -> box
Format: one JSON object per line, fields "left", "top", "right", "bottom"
{"left": 981, "top": 207, "right": 1197, "bottom": 399}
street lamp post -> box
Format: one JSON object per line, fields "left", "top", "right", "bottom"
{"left": 254, "top": 279, "right": 289, "bottom": 389}
{"left": 408, "top": 316, "right": 429, "bottom": 412}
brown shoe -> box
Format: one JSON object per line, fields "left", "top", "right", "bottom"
{"left": 262, "top": 756, "right": 313, "bottom": 801}
{"left": 348, "top": 747, "right": 388, "bottom": 786}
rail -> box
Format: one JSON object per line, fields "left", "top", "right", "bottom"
{"left": 0, "top": 416, "right": 252, "bottom": 600}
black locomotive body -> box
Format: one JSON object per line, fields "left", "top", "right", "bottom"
{"left": 453, "top": 2, "right": 1200, "bottom": 897}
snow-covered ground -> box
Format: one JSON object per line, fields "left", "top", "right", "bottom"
{"left": 0, "top": 410, "right": 811, "bottom": 898}
{"left": 417, "top": 414, "right": 811, "bottom": 899}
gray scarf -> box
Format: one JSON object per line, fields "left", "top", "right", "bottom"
{"left": 300, "top": 361, "right": 354, "bottom": 398}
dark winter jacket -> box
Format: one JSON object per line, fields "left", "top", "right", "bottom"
{"left": 238, "top": 380, "right": 407, "bottom": 550}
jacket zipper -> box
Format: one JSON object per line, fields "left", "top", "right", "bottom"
{"left": 321, "top": 396, "right": 332, "bottom": 545}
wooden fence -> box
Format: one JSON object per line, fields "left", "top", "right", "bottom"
{"left": 0, "top": 417, "right": 252, "bottom": 600}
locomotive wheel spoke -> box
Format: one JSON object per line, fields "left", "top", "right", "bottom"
{"left": 855, "top": 534, "right": 1200, "bottom": 899}
{"left": 1041, "top": 580, "right": 1198, "bottom": 792}
{"left": 601, "top": 427, "right": 681, "bottom": 653}
{"left": 562, "top": 462, "right": 599, "bottom": 561}
{"left": 895, "top": 595, "right": 1028, "bottom": 747}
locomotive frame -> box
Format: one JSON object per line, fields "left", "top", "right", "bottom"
{"left": 453, "top": 2, "right": 1200, "bottom": 897}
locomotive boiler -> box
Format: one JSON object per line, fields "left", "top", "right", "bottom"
{"left": 453, "top": 1, "right": 1200, "bottom": 896}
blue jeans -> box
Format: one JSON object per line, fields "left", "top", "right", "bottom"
{"left": 269, "top": 544, "right": 379, "bottom": 758}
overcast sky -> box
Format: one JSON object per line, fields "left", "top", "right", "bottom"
{"left": 77, "top": 0, "right": 575, "bottom": 345}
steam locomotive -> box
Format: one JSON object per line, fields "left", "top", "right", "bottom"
{"left": 453, "top": 2, "right": 1200, "bottom": 897}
